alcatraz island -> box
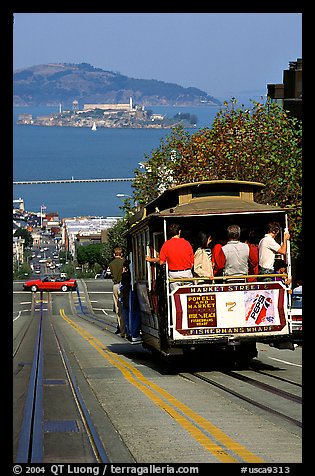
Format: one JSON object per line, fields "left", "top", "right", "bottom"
{"left": 17, "top": 97, "right": 199, "bottom": 129}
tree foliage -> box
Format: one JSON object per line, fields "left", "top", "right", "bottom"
{"left": 74, "top": 219, "right": 128, "bottom": 272}
{"left": 127, "top": 99, "right": 302, "bottom": 257}
{"left": 14, "top": 228, "right": 33, "bottom": 248}
{"left": 101, "top": 218, "right": 128, "bottom": 264}
{"left": 77, "top": 244, "right": 106, "bottom": 268}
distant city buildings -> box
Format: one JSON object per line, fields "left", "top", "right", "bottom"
{"left": 13, "top": 198, "right": 120, "bottom": 267}
{"left": 13, "top": 236, "right": 25, "bottom": 266}
{"left": 61, "top": 216, "right": 119, "bottom": 259}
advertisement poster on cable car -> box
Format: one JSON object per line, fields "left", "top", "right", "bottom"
{"left": 171, "top": 281, "right": 288, "bottom": 339}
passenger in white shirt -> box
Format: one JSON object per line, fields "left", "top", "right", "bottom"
{"left": 218, "top": 224, "right": 256, "bottom": 282}
{"left": 258, "top": 222, "right": 290, "bottom": 280}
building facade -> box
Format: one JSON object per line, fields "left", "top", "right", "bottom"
{"left": 267, "top": 58, "right": 302, "bottom": 119}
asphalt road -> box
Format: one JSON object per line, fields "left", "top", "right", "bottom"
{"left": 13, "top": 278, "right": 302, "bottom": 465}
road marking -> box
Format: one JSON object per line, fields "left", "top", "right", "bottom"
{"left": 60, "top": 308, "right": 264, "bottom": 463}
{"left": 93, "top": 308, "right": 110, "bottom": 315}
{"left": 85, "top": 291, "right": 113, "bottom": 294}
{"left": 267, "top": 357, "right": 302, "bottom": 368}
{"left": 13, "top": 311, "right": 22, "bottom": 321}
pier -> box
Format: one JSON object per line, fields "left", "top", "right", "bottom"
{"left": 13, "top": 177, "right": 134, "bottom": 185}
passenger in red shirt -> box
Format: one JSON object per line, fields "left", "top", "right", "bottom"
{"left": 211, "top": 233, "right": 227, "bottom": 276}
{"left": 146, "top": 223, "right": 194, "bottom": 290}
{"left": 245, "top": 230, "right": 259, "bottom": 282}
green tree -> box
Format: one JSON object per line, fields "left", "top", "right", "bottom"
{"left": 101, "top": 218, "right": 128, "bottom": 265}
{"left": 14, "top": 228, "right": 33, "bottom": 248}
{"left": 13, "top": 261, "right": 32, "bottom": 279}
{"left": 59, "top": 250, "right": 73, "bottom": 262}
{"left": 128, "top": 99, "right": 302, "bottom": 257}
{"left": 76, "top": 244, "right": 106, "bottom": 268}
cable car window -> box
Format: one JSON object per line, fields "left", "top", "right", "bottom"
{"left": 192, "top": 189, "right": 239, "bottom": 198}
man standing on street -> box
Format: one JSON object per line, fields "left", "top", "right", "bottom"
{"left": 109, "top": 246, "right": 126, "bottom": 337}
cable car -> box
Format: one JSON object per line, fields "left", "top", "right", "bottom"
{"left": 125, "top": 180, "right": 294, "bottom": 362}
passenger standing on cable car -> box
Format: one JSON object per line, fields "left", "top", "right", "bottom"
{"left": 245, "top": 229, "right": 259, "bottom": 282}
{"left": 193, "top": 231, "right": 214, "bottom": 281}
{"left": 119, "top": 259, "right": 142, "bottom": 344}
{"left": 109, "top": 246, "right": 126, "bottom": 337}
{"left": 274, "top": 259, "right": 292, "bottom": 286}
{"left": 146, "top": 222, "right": 194, "bottom": 290}
{"left": 119, "top": 259, "right": 131, "bottom": 339}
{"left": 211, "top": 232, "right": 227, "bottom": 276}
{"left": 258, "top": 222, "right": 290, "bottom": 281}
{"left": 216, "top": 224, "right": 257, "bottom": 280}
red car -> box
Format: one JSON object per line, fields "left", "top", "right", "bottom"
{"left": 23, "top": 276, "right": 77, "bottom": 292}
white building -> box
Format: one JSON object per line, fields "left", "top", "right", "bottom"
{"left": 62, "top": 216, "right": 119, "bottom": 259}
{"left": 13, "top": 237, "right": 25, "bottom": 265}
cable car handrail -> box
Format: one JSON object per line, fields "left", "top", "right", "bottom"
{"left": 168, "top": 273, "right": 288, "bottom": 283}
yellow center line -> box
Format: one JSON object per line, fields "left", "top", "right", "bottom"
{"left": 59, "top": 309, "right": 264, "bottom": 463}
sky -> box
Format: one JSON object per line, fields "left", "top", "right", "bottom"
{"left": 13, "top": 12, "right": 302, "bottom": 103}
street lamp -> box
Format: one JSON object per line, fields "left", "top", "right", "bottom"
{"left": 40, "top": 204, "right": 46, "bottom": 229}
{"left": 116, "top": 193, "right": 140, "bottom": 213}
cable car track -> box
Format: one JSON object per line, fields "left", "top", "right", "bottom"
{"left": 182, "top": 370, "right": 302, "bottom": 429}
{"left": 72, "top": 284, "right": 303, "bottom": 420}
{"left": 13, "top": 293, "right": 40, "bottom": 358}
{"left": 72, "top": 286, "right": 302, "bottom": 431}
{"left": 14, "top": 281, "right": 302, "bottom": 463}
{"left": 14, "top": 291, "right": 109, "bottom": 463}
{"left": 247, "top": 361, "right": 302, "bottom": 388}
{"left": 49, "top": 320, "right": 110, "bottom": 463}
{"left": 220, "top": 369, "right": 302, "bottom": 403}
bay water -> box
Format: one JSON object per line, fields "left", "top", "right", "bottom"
{"left": 13, "top": 105, "right": 219, "bottom": 218}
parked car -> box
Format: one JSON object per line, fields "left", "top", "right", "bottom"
{"left": 23, "top": 276, "right": 77, "bottom": 292}
{"left": 34, "top": 265, "right": 41, "bottom": 274}
{"left": 105, "top": 267, "right": 112, "bottom": 278}
{"left": 95, "top": 267, "right": 112, "bottom": 279}
{"left": 290, "top": 291, "right": 302, "bottom": 338}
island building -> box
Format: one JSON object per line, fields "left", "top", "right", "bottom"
{"left": 83, "top": 97, "right": 133, "bottom": 112}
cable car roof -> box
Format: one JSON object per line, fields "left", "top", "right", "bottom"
{"left": 129, "top": 180, "right": 288, "bottom": 226}
{"left": 156, "top": 198, "right": 287, "bottom": 217}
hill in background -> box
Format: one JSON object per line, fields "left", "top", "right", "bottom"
{"left": 13, "top": 62, "right": 221, "bottom": 108}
